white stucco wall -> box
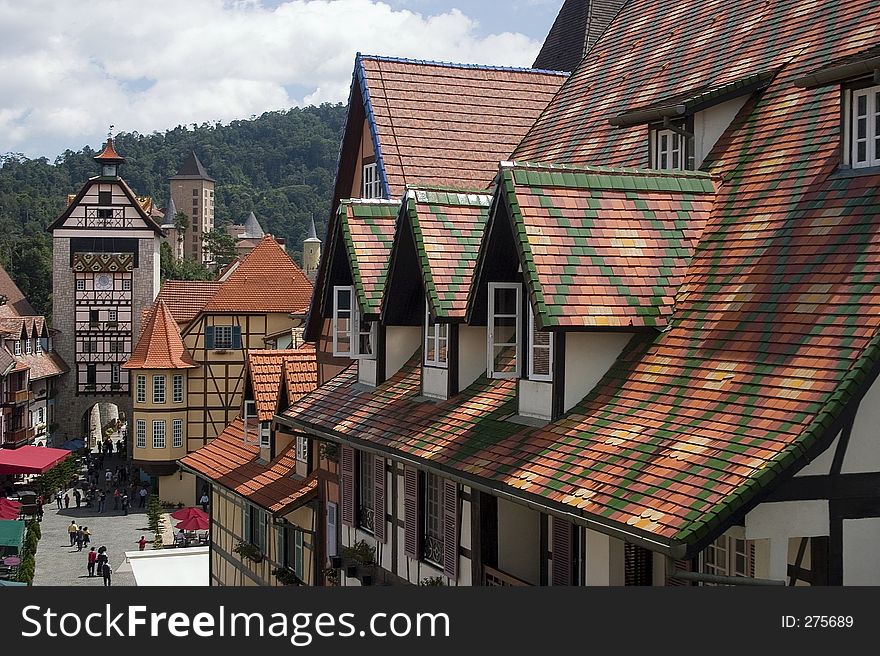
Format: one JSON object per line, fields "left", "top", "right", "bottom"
{"left": 842, "top": 374, "right": 880, "bottom": 473}
{"left": 385, "top": 326, "right": 420, "bottom": 379}
{"left": 693, "top": 95, "right": 749, "bottom": 168}
{"left": 357, "top": 357, "right": 377, "bottom": 387}
{"left": 497, "top": 498, "right": 541, "bottom": 585}
{"left": 458, "top": 325, "right": 487, "bottom": 390}
{"left": 842, "top": 517, "right": 880, "bottom": 585}
{"left": 746, "top": 500, "right": 830, "bottom": 539}
{"left": 795, "top": 432, "right": 839, "bottom": 477}
{"left": 423, "top": 366, "right": 447, "bottom": 400}
{"left": 519, "top": 379, "right": 552, "bottom": 419}
{"left": 564, "top": 333, "right": 633, "bottom": 411}
{"left": 584, "top": 529, "right": 625, "bottom": 586}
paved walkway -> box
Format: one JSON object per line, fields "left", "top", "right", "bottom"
{"left": 32, "top": 484, "right": 156, "bottom": 587}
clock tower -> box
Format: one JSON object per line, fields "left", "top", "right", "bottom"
{"left": 49, "top": 136, "right": 164, "bottom": 442}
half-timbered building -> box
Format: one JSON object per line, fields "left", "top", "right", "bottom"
{"left": 278, "top": 0, "right": 880, "bottom": 586}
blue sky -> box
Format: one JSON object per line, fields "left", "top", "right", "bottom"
{"left": 0, "top": 0, "right": 564, "bottom": 159}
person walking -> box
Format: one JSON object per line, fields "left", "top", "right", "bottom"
{"left": 96, "top": 547, "right": 110, "bottom": 586}
{"left": 200, "top": 492, "right": 209, "bottom": 513}
{"left": 83, "top": 526, "right": 91, "bottom": 547}
{"left": 137, "top": 536, "right": 146, "bottom": 551}
{"left": 87, "top": 547, "right": 97, "bottom": 577}
{"left": 113, "top": 488, "right": 120, "bottom": 510}
{"left": 63, "top": 492, "right": 70, "bottom": 509}
{"left": 75, "top": 527, "right": 84, "bottom": 551}
{"left": 98, "top": 491, "right": 106, "bottom": 513}
{"left": 121, "top": 493, "right": 129, "bottom": 516}
{"left": 104, "top": 469, "right": 112, "bottom": 486}
{"left": 102, "top": 561, "right": 112, "bottom": 586}
{"left": 68, "top": 521, "right": 78, "bottom": 546}
{"left": 55, "top": 490, "right": 62, "bottom": 509}
{"left": 138, "top": 487, "right": 147, "bottom": 508}
{"left": 74, "top": 488, "right": 81, "bottom": 508}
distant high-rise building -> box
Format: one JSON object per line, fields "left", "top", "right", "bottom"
{"left": 170, "top": 152, "right": 215, "bottom": 264}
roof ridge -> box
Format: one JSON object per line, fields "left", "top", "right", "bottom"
{"left": 357, "top": 52, "right": 570, "bottom": 77}
{"left": 500, "top": 160, "right": 717, "bottom": 181}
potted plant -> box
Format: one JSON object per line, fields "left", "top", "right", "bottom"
{"left": 420, "top": 576, "right": 445, "bottom": 586}
{"left": 319, "top": 442, "right": 339, "bottom": 462}
{"left": 341, "top": 539, "right": 376, "bottom": 580}
{"left": 233, "top": 541, "right": 263, "bottom": 563}
{"left": 272, "top": 567, "right": 301, "bottom": 585}
{"left": 324, "top": 567, "right": 339, "bottom": 586}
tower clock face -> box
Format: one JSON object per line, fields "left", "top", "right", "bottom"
{"left": 95, "top": 274, "right": 113, "bottom": 291}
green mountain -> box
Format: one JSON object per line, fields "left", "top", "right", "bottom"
{"left": 0, "top": 103, "right": 347, "bottom": 318}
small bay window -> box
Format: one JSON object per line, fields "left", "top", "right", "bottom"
{"left": 487, "top": 282, "right": 521, "bottom": 379}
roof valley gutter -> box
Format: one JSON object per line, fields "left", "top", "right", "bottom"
{"left": 273, "top": 413, "right": 687, "bottom": 558}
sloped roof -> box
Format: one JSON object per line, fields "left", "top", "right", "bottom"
{"left": 171, "top": 152, "right": 214, "bottom": 181}
{"left": 0, "top": 346, "right": 15, "bottom": 375}
{"left": 48, "top": 176, "right": 165, "bottom": 235}
{"left": 399, "top": 187, "right": 491, "bottom": 320}
{"left": 306, "top": 216, "right": 319, "bottom": 242}
{"left": 153, "top": 281, "right": 221, "bottom": 326}
{"left": 94, "top": 137, "right": 125, "bottom": 163}
{"left": 180, "top": 418, "right": 317, "bottom": 514}
{"left": 533, "top": 0, "right": 627, "bottom": 72}
{"left": 247, "top": 348, "right": 317, "bottom": 421}
{"left": 290, "top": 1, "right": 880, "bottom": 555}
{"left": 203, "top": 236, "right": 313, "bottom": 314}
{"left": 18, "top": 351, "right": 69, "bottom": 380}
{"left": 494, "top": 163, "right": 715, "bottom": 329}
{"left": 338, "top": 200, "right": 397, "bottom": 317}
{"left": 123, "top": 301, "right": 199, "bottom": 370}
{"left": 0, "top": 265, "right": 37, "bottom": 316}
{"left": 358, "top": 55, "right": 568, "bottom": 198}
{"left": 284, "top": 345, "right": 318, "bottom": 406}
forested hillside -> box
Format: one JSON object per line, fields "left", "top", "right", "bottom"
{"left": 0, "top": 103, "right": 347, "bottom": 317}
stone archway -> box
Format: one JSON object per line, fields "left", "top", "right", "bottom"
{"left": 80, "top": 402, "right": 126, "bottom": 455}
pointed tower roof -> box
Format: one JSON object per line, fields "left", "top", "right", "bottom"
{"left": 162, "top": 197, "right": 178, "bottom": 226}
{"left": 242, "top": 211, "right": 265, "bottom": 239}
{"left": 305, "top": 216, "right": 320, "bottom": 242}
{"left": 533, "top": 0, "right": 627, "bottom": 72}
{"left": 123, "top": 300, "right": 199, "bottom": 370}
{"left": 93, "top": 137, "right": 125, "bottom": 164}
{"left": 170, "top": 151, "right": 215, "bottom": 181}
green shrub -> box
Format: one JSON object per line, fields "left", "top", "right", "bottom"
{"left": 23, "top": 531, "right": 38, "bottom": 555}
{"left": 17, "top": 553, "right": 35, "bottom": 585}
{"left": 26, "top": 519, "right": 41, "bottom": 541}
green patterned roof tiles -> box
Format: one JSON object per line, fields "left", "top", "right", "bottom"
{"left": 338, "top": 200, "right": 398, "bottom": 316}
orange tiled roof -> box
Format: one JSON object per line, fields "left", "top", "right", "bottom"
{"left": 247, "top": 347, "right": 318, "bottom": 421}
{"left": 123, "top": 301, "right": 198, "bottom": 370}
{"left": 180, "top": 418, "right": 317, "bottom": 514}
{"left": 94, "top": 137, "right": 124, "bottom": 162}
{"left": 203, "top": 236, "right": 313, "bottom": 313}
{"left": 358, "top": 55, "right": 568, "bottom": 198}
{"left": 284, "top": 344, "right": 317, "bottom": 406}
{"left": 153, "top": 280, "right": 221, "bottom": 326}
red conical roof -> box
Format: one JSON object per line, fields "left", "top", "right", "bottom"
{"left": 93, "top": 137, "right": 125, "bottom": 164}
{"left": 123, "top": 300, "right": 198, "bottom": 370}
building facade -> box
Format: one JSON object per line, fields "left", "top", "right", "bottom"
{"left": 49, "top": 138, "right": 163, "bottom": 442}
{"left": 170, "top": 152, "right": 215, "bottom": 264}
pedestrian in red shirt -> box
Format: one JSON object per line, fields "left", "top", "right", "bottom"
{"left": 87, "top": 547, "right": 97, "bottom": 577}
{"left": 137, "top": 535, "right": 146, "bottom": 551}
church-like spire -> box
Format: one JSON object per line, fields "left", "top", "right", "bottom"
{"left": 305, "top": 216, "right": 319, "bottom": 242}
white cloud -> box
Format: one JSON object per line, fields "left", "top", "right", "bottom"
{"left": 0, "top": 0, "right": 543, "bottom": 158}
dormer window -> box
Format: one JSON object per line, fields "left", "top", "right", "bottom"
{"left": 487, "top": 282, "right": 521, "bottom": 379}
{"left": 362, "top": 163, "right": 381, "bottom": 199}
{"left": 332, "top": 285, "right": 375, "bottom": 359}
{"left": 13, "top": 340, "right": 21, "bottom": 356}
{"left": 424, "top": 302, "right": 448, "bottom": 369}
{"left": 24, "top": 339, "right": 31, "bottom": 355}
{"left": 652, "top": 127, "right": 687, "bottom": 170}
{"left": 528, "top": 305, "right": 553, "bottom": 382}
{"left": 849, "top": 84, "right": 880, "bottom": 168}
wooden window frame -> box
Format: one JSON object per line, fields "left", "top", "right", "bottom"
{"left": 172, "top": 374, "right": 184, "bottom": 403}
{"left": 357, "top": 451, "right": 375, "bottom": 534}
{"left": 651, "top": 127, "right": 687, "bottom": 170}
{"left": 843, "top": 81, "right": 880, "bottom": 169}
{"left": 172, "top": 419, "right": 183, "bottom": 448}
{"left": 424, "top": 301, "right": 448, "bottom": 369}
{"left": 213, "top": 325, "right": 234, "bottom": 350}
{"left": 152, "top": 420, "right": 166, "bottom": 449}
{"left": 487, "top": 282, "right": 521, "bottom": 379}
{"left": 527, "top": 304, "right": 553, "bottom": 382}
{"left": 332, "top": 285, "right": 375, "bottom": 359}
{"left": 362, "top": 162, "right": 381, "bottom": 199}
{"left": 296, "top": 435, "right": 309, "bottom": 463}
{"left": 152, "top": 375, "right": 166, "bottom": 404}
{"left": 136, "top": 420, "right": 146, "bottom": 448}
{"left": 136, "top": 375, "right": 146, "bottom": 404}
{"left": 422, "top": 471, "right": 445, "bottom": 568}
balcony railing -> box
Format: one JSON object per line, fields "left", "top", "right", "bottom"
{"left": 482, "top": 565, "right": 531, "bottom": 587}
{"left": 357, "top": 506, "right": 374, "bottom": 533}
{"left": 4, "top": 389, "right": 32, "bottom": 405}
{"left": 5, "top": 426, "right": 35, "bottom": 445}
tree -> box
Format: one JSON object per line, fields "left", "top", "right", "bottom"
{"left": 173, "top": 210, "right": 189, "bottom": 254}
{"left": 204, "top": 229, "right": 238, "bottom": 268}
{"left": 160, "top": 240, "right": 214, "bottom": 282}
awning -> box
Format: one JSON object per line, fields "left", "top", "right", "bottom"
{"left": 0, "top": 519, "right": 24, "bottom": 550}
{"left": 0, "top": 446, "right": 71, "bottom": 475}
{"left": 123, "top": 547, "right": 209, "bottom": 586}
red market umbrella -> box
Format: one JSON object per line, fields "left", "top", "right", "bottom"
{"left": 0, "top": 498, "right": 21, "bottom": 520}
{"left": 170, "top": 506, "right": 208, "bottom": 521}
{"left": 175, "top": 515, "right": 209, "bottom": 531}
